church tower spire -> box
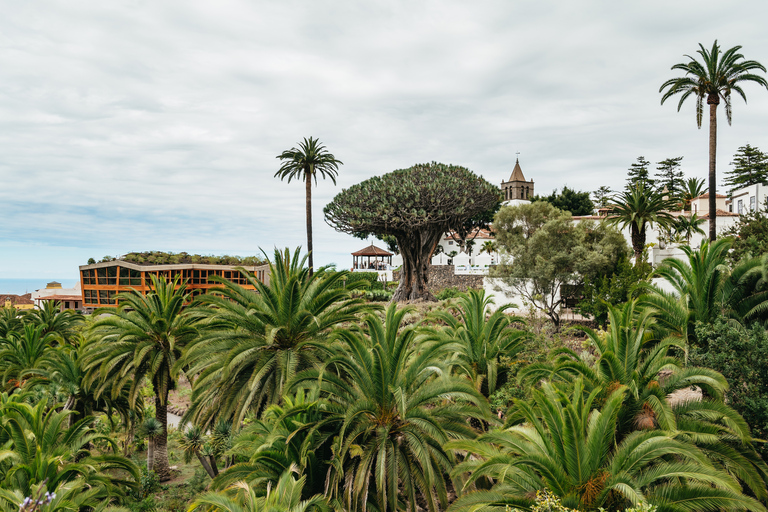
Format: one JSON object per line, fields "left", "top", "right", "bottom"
{"left": 501, "top": 155, "right": 534, "bottom": 203}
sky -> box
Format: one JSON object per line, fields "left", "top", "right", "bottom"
{"left": 2, "top": 0, "right": 768, "bottom": 284}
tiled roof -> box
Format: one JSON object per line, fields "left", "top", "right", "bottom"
{"left": 445, "top": 228, "right": 495, "bottom": 240}
{"left": 508, "top": 159, "right": 526, "bottom": 182}
{"left": 351, "top": 244, "right": 393, "bottom": 256}
{"left": 699, "top": 209, "right": 739, "bottom": 218}
{"left": 0, "top": 294, "right": 33, "bottom": 306}
{"left": 694, "top": 193, "right": 727, "bottom": 199}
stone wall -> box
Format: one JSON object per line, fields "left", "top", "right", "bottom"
{"left": 393, "top": 265, "right": 484, "bottom": 292}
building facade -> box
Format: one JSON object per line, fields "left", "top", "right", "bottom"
{"left": 79, "top": 260, "right": 270, "bottom": 309}
{"left": 501, "top": 158, "right": 534, "bottom": 204}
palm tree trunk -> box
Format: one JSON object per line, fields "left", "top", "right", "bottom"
{"left": 306, "top": 170, "right": 314, "bottom": 276}
{"left": 154, "top": 391, "right": 172, "bottom": 481}
{"left": 631, "top": 224, "right": 645, "bottom": 266}
{"left": 147, "top": 438, "right": 155, "bottom": 473}
{"left": 708, "top": 95, "right": 718, "bottom": 242}
{"left": 195, "top": 452, "right": 217, "bottom": 479}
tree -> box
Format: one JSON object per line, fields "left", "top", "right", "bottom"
{"left": 678, "top": 176, "right": 706, "bottom": 211}
{"left": 85, "top": 275, "right": 198, "bottom": 481}
{"left": 276, "top": 137, "right": 342, "bottom": 276}
{"left": 576, "top": 255, "right": 651, "bottom": 327}
{"left": 724, "top": 143, "right": 768, "bottom": 193}
{"left": 674, "top": 213, "right": 706, "bottom": 245}
{"left": 324, "top": 162, "right": 500, "bottom": 301}
{"left": 625, "top": 156, "right": 654, "bottom": 189}
{"left": 0, "top": 325, "right": 57, "bottom": 392}
{"left": 723, "top": 202, "right": 768, "bottom": 263}
{"left": 291, "top": 304, "right": 487, "bottom": 512}
{"left": 448, "top": 380, "right": 763, "bottom": 512}
{"left": 492, "top": 202, "right": 629, "bottom": 328}
{"left": 141, "top": 417, "right": 163, "bottom": 474}
{"left": 605, "top": 184, "right": 678, "bottom": 265}
{"left": 431, "top": 290, "right": 529, "bottom": 397}
{"left": 654, "top": 156, "right": 685, "bottom": 194}
{"left": 531, "top": 185, "right": 594, "bottom": 215}
{"left": 183, "top": 248, "right": 370, "bottom": 427}
{"left": 24, "top": 301, "right": 84, "bottom": 345}
{"left": 592, "top": 185, "right": 612, "bottom": 209}
{"left": 661, "top": 40, "right": 768, "bottom": 241}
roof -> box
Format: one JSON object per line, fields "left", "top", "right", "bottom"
{"left": 1, "top": 294, "right": 33, "bottom": 306}
{"left": 700, "top": 209, "right": 740, "bottom": 218}
{"left": 445, "top": 228, "right": 495, "bottom": 240}
{"left": 508, "top": 158, "right": 526, "bottom": 182}
{"left": 79, "top": 260, "right": 269, "bottom": 272}
{"left": 694, "top": 193, "right": 727, "bottom": 199}
{"left": 37, "top": 295, "right": 83, "bottom": 302}
{"left": 351, "top": 244, "right": 393, "bottom": 257}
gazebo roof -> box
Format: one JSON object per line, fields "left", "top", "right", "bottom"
{"left": 352, "top": 244, "right": 393, "bottom": 257}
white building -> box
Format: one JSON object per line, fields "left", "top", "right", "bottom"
{"left": 728, "top": 183, "right": 768, "bottom": 214}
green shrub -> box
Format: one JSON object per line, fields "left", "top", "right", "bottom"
{"left": 366, "top": 290, "right": 392, "bottom": 302}
{"left": 436, "top": 287, "right": 463, "bottom": 300}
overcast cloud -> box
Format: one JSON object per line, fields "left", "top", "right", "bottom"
{"left": 2, "top": 0, "right": 768, "bottom": 279}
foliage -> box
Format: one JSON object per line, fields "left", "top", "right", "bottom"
{"left": 591, "top": 186, "right": 612, "bottom": 209}
{"left": 276, "top": 136, "right": 342, "bottom": 275}
{"left": 660, "top": 40, "right": 768, "bottom": 241}
{"left": 0, "top": 325, "right": 57, "bottom": 392}
{"left": 449, "top": 380, "right": 762, "bottom": 512}
{"left": 724, "top": 143, "right": 768, "bottom": 193}
{"left": 605, "top": 184, "right": 678, "bottom": 264}
{"left": 625, "top": 156, "right": 654, "bottom": 189}
{"left": 324, "top": 162, "right": 501, "bottom": 301}
{"left": 692, "top": 318, "right": 768, "bottom": 458}
{"left": 436, "top": 287, "right": 464, "bottom": 300}
{"left": 654, "top": 156, "right": 685, "bottom": 194}
{"left": 723, "top": 202, "right": 768, "bottom": 263}
{"left": 86, "top": 274, "right": 198, "bottom": 481}
{"left": 576, "top": 255, "right": 651, "bottom": 327}
{"left": 291, "top": 304, "right": 488, "bottom": 512}
{"left": 531, "top": 186, "right": 594, "bottom": 216}
{"left": 431, "top": 289, "right": 529, "bottom": 397}
{"left": 493, "top": 203, "right": 629, "bottom": 328}
{"left": 183, "top": 248, "right": 372, "bottom": 427}
{"left": 118, "top": 251, "right": 266, "bottom": 266}
{"left": 678, "top": 177, "right": 705, "bottom": 212}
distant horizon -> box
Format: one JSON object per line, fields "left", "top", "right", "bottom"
{"left": 0, "top": 278, "right": 80, "bottom": 296}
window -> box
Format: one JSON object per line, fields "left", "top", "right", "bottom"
{"left": 84, "top": 290, "right": 98, "bottom": 304}
{"left": 82, "top": 269, "right": 96, "bottom": 285}
{"left": 751, "top": 196, "right": 756, "bottom": 211}
{"left": 98, "top": 290, "right": 116, "bottom": 305}
{"left": 738, "top": 200, "right": 744, "bottom": 214}
{"left": 119, "top": 268, "right": 142, "bottom": 286}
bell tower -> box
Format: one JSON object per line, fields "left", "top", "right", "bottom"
{"left": 501, "top": 157, "right": 534, "bottom": 203}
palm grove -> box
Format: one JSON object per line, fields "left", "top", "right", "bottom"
{"left": 2, "top": 41, "right": 768, "bottom": 512}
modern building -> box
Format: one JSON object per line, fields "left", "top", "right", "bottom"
{"left": 79, "top": 260, "right": 270, "bottom": 309}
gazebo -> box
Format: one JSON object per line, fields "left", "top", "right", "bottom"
{"left": 352, "top": 244, "right": 393, "bottom": 271}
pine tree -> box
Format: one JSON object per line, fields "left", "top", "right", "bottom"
{"left": 625, "top": 156, "right": 654, "bottom": 189}
{"left": 723, "top": 144, "right": 768, "bottom": 193}
{"left": 592, "top": 185, "right": 612, "bottom": 208}
{"left": 655, "top": 156, "right": 685, "bottom": 194}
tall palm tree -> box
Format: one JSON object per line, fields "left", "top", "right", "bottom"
{"left": 605, "top": 184, "right": 678, "bottom": 265}
{"left": 85, "top": 275, "right": 198, "bottom": 481}
{"left": 661, "top": 40, "right": 768, "bottom": 241}
{"left": 183, "top": 248, "right": 370, "bottom": 427}
{"left": 291, "top": 304, "right": 488, "bottom": 512}
{"left": 431, "top": 289, "right": 528, "bottom": 397}
{"left": 24, "top": 301, "right": 83, "bottom": 345}
{"left": 276, "top": 137, "right": 342, "bottom": 275}
{"left": 448, "top": 381, "right": 764, "bottom": 512}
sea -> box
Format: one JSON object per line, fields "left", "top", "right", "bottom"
{"left": 0, "top": 278, "right": 80, "bottom": 296}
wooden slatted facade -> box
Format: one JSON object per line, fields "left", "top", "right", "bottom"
{"left": 79, "top": 260, "right": 270, "bottom": 309}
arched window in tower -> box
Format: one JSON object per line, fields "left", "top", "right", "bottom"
{"left": 520, "top": 188, "right": 524, "bottom": 199}
{"left": 525, "top": 186, "right": 529, "bottom": 199}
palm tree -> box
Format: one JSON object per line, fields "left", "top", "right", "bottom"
{"left": 605, "top": 184, "right": 678, "bottom": 265}
{"left": 0, "top": 400, "right": 138, "bottom": 501}
{"left": 678, "top": 177, "right": 706, "bottom": 211}
{"left": 431, "top": 289, "right": 528, "bottom": 397}
{"left": 675, "top": 213, "right": 706, "bottom": 245}
{"left": 291, "top": 304, "right": 488, "bottom": 512}
{"left": 661, "top": 40, "right": 768, "bottom": 241}
{"left": 85, "top": 275, "right": 198, "bottom": 481}
{"left": 141, "top": 417, "right": 163, "bottom": 474}
{"left": 183, "top": 248, "right": 370, "bottom": 427}
{"left": 190, "top": 471, "right": 328, "bottom": 512}
{"left": 24, "top": 301, "right": 83, "bottom": 344}
{"left": 0, "top": 324, "right": 57, "bottom": 391}
{"left": 448, "top": 381, "right": 764, "bottom": 512}
{"left": 0, "top": 307, "right": 24, "bottom": 339}
{"left": 276, "top": 137, "right": 342, "bottom": 275}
